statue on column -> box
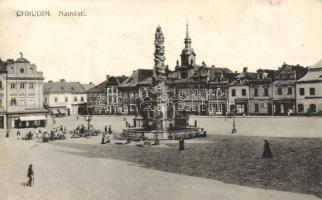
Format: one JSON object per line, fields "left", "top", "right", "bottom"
{"left": 153, "top": 25, "right": 168, "bottom": 84}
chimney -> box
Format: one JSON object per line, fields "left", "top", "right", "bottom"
{"left": 106, "top": 75, "right": 110, "bottom": 80}
{"left": 48, "top": 80, "right": 53, "bottom": 83}
{"left": 60, "top": 79, "right": 65, "bottom": 82}
{"left": 243, "top": 67, "right": 248, "bottom": 73}
{"left": 211, "top": 65, "right": 215, "bottom": 68}
{"left": 89, "top": 82, "right": 93, "bottom": 85}
{"left": 235, "top": 71, "right": 238, "bottom": 74}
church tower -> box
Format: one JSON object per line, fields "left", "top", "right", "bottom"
{"left": 180, "top": 23, "right": 196, "bottom": 67}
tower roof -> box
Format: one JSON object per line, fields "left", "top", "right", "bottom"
{"left": 182, "top": 23, "right": 195, "bottom": 55}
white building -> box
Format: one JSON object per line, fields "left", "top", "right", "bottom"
{"left": 296, "top": 59, "right": 322, "bottom": 114}
{"left": 0, "top": 53, "right": 47, "bottom": 130}
{"left": 44, "top": 79, "right": 87, "bottom": 116}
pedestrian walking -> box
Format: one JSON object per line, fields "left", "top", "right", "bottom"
{"left": 17, "top": 131, "right": 21, "bottom": 140}
{"left": 5, "top": 131, "right": 9, "bottom": 138}
{"left": 261, "top": 140, "right": 273, "bottom": 159}
{"left": 101, "top": 133, "right": 105, "bottom": 144}
{"left": 26, "top": 164, "right": 34, "bottom": 186}
{"left": 179, "top": 138, "right": 185, "bottom": 151}
{"left": 108, "top": 125, "right": 112, "bottom": 135}
{"left": 104, "top": 125, "right": 108, "bottom": 135}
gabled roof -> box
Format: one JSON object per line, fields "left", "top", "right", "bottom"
{"left": 44, "top": 81, "right": 86, "bottom": 94}
{"left": 311, "top": 58, "right": 322, "bottom": 69}
{"left": 82, "top": 83, "right": 95, "bottom": 91}
{"left": 119, "top": 69, "right": 153, "bottom": 87}
{"left": 86, "top": 76, "right": 128, "bottom": 93}
{"left": 297, "top": 59, "right": 322, "bottom": 83}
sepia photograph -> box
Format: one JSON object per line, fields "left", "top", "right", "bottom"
{"left": 0, "top": 0, "right": 322, "bottom": 199}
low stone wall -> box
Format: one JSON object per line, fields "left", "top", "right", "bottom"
{"left": 123, "top": 127, "right": 205, "bottom": 140}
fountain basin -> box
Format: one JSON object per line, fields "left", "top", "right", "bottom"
{"left": 123, "top": 126, "right": 206, "bottom": 140}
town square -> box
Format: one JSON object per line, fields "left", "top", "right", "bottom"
{"left": 1, "top": 0, "right": 322, "bottom": 199}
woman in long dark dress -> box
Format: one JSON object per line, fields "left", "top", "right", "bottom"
{"left": 108, "top": 125, "right": 112, "bottom": 135}
{"left": 261, "top": 140, "right": 273, "bottom": 159}
{"left": 27, "top": 164, "right": 34, "bottom": 186}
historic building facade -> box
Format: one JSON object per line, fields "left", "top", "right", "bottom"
{"left": 44, "top": 79, "right": 87, "bottom": 116}
{"left": 228, "top": 67, "right": 256, "bottom": 115}
{"left": 2, "top": 53, "right": 47, "bottom": 129}
{"left": 86, "top": 75, "right": 127, "bottom": 115}
{"left": 248, "top": 69, "right": 274, "bottom": 115}
{"left": 272, "top": 63, "right": 307, "bottom": 115}
{"left": 167, "top": 24, "right": 235, "bottom": 115}
{"left": 296, "top": 59, "right": 322, "bottom": 115}
{"left": 118, "top": 69, "right": 153, "bottom": 114}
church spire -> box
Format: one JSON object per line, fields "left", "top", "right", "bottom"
{"left": 184, "top": 23, "right": 191, "bottom": 48}
{"left": 180, "top": 23, "right": 196, "bottom": 67}
{"left": 186, "top": 23, "right": 190, "bottom": 39}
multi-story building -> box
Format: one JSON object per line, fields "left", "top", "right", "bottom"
{"left": 168, "top": 24, "right": 235, "bottom": 115}
{"left": 248, "top": 69, "right": 274, "bottom": 115}
{"left": 118, "top": 69, "right": 153, "bottom": 114}
{"left": 207, "top": 66, "right": 235, "bottom": 115}
{"left": 228, "top": 67, "right": 257, "bottom": 115}
{"left": 86, "top": 75, "right": 127, "bottom": 115}
{"left": 296, "top": 59, "right": 322, "bottom": 115}
{"left": 4, "top": 53, "right": 47, "bottom": 129}
{"left": 0, "top": 60, "right": 7, "bottom": 130}
{"left": 43, "top": 79, "right": 87, "bottom": 116}
{"left": 272, "top": 62, "right": 307, "bottom": 115}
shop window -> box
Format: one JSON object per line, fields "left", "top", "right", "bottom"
{"left": 309, "top": 104, "right": 316, "bottom": 113}
{"left": 0, "top": 116, "right": 4, "bottom": 128}
{"left": 297, "top": 104, "right": 304, "bottom": 113}
{"left": 255, "top": 103, "right": 259, "bottom": 112}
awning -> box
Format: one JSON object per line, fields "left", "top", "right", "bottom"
{"left": 58, "top": 109, "right": 66, "bottom": 114}
{"left": 51, "top": 109, "right": 59, "bottom": 115}
{"left": 19, "top": 116, "right": 47, "bottom": 121}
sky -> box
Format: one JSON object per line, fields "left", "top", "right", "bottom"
{"left": 0, "top": 0, "right": 322, "bottom": 84}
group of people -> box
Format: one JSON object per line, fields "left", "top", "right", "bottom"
{"left": 71, "top": 124, "right": 99, "bottom": 138}
{"left": 101, "top": 125, "right": 113, "bottom": 144}
{"left": 42, "top": 126, "right": 67, "bottom": 142}
{"left": 14, "top": 125, "right": 67, "bottom": 142}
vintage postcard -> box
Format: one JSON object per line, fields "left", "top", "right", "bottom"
{"left": 0, "top": 0, "right": 321, "bottom": 200}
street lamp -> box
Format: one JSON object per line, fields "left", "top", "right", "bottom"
{"left": 84, "top": 106, "right": 93, "bottom": 135}
{"left": 231, "top": 105, "right": 237, "bottom": 134}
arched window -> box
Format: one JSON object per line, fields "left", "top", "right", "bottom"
{"left": 309, "top": 104, "right": 316, "bottom": 113}
{"left": 297, "top": 104, "right": 304, "bottom": 113}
